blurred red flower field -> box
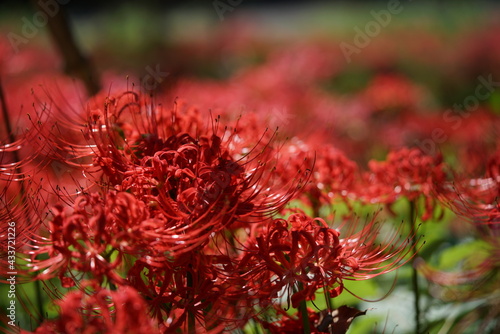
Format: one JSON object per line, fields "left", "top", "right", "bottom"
{"left": 1, "top": 1, "right": 500, "bottom": 333}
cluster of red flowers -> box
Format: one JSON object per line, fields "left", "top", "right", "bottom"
{"left": 1, "top": 81, "right": 422, "bottom": 332}
{"left": 1, "top": 16, "right": 500, "bottom": 334}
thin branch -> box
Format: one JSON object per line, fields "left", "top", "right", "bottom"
{"left": 31, "top": 0, "right": 100, "bottom": 95}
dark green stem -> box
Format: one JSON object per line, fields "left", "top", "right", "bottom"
{"left": 323, "top": 285, "right": 333, "bottom": 311}
{"left": 297, "top": 283, "right": 311, "bottom": 334}
{"left": 409, "top": 200, "right": 421, "bottom": 334}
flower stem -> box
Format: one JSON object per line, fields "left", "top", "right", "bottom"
{"left": 187, "top": 270, "right": 196, "bottom": 334}
{"left": 188, "top": 310, "right": 196, "bottom": 334}
{"left": 297, "top": 283, "right": 311, "bottom": 334}
{"left": 409, "top": 200, "right": 421, "bottom": 334}
{"left": 0, "top": 78, "right": 15, "bottom": 145}
{"left": 323, "top": 285, "right": 333, "bottom": 311}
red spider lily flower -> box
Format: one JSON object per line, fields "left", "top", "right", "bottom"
{"left": 27, "top": 282, "right": 156, "bottom": 334}
{"left": 0, "top": 136, "right": 68, "bottom": 285}
{"left": 81, "top": 92, "right": 307, "bottom": 256}
{"left": 274, "top": 139, "right": 358, "bottom": 214}
{"left": 1, "top": 78, "right": 97, "bottom": 287}
{"left": 440, "top": 151, "right": 500, "bottom": 235}
{"left": 126, "top": 255, "right": 246, "bottom": 333}
{"left": 237, "top": 210, "right": 418, "bottom": 309}
{"left": 25, "top": 193, "right": 125, "bottom": 286}
{"left": 25, "top": 185, "right": 239, "bottom": 285}
{"left": 415, "top": 149, "right": 500, "bottom": 303}
{"left": 10, "top": 89, "right": 309, "bottom": 332}
{"left": 1, "top": 124, "right": 54, "bottom": 226}
{"left": 415, "top": 256, "right": 496, "bottom": 301}
{"left": 441, "top": 176, "right": 500, "bottom": 235}
{"left": 414, "top": 235, "right": 500, "bottom": 312}
{"left": 362, "top": 74, "right": 424, "bottom": 114}
{"left": 363, "top": 147, "right": 447, "bottom": 220}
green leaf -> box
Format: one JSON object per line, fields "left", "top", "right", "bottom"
{"left": 437, "top": 239, "right": 490, "bottom": 270}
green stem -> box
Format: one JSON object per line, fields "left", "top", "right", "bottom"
{"left": 409, "top": 200, "right": 421, "bottom": 334}
{"left": 252, "top": 319, "right": 260, "bottom": 334}
{"left": 297, "top": 283, "right": 311, "bottom": 334}
{"left": 323, "top": 285, "right": 333, "bottom": 311}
